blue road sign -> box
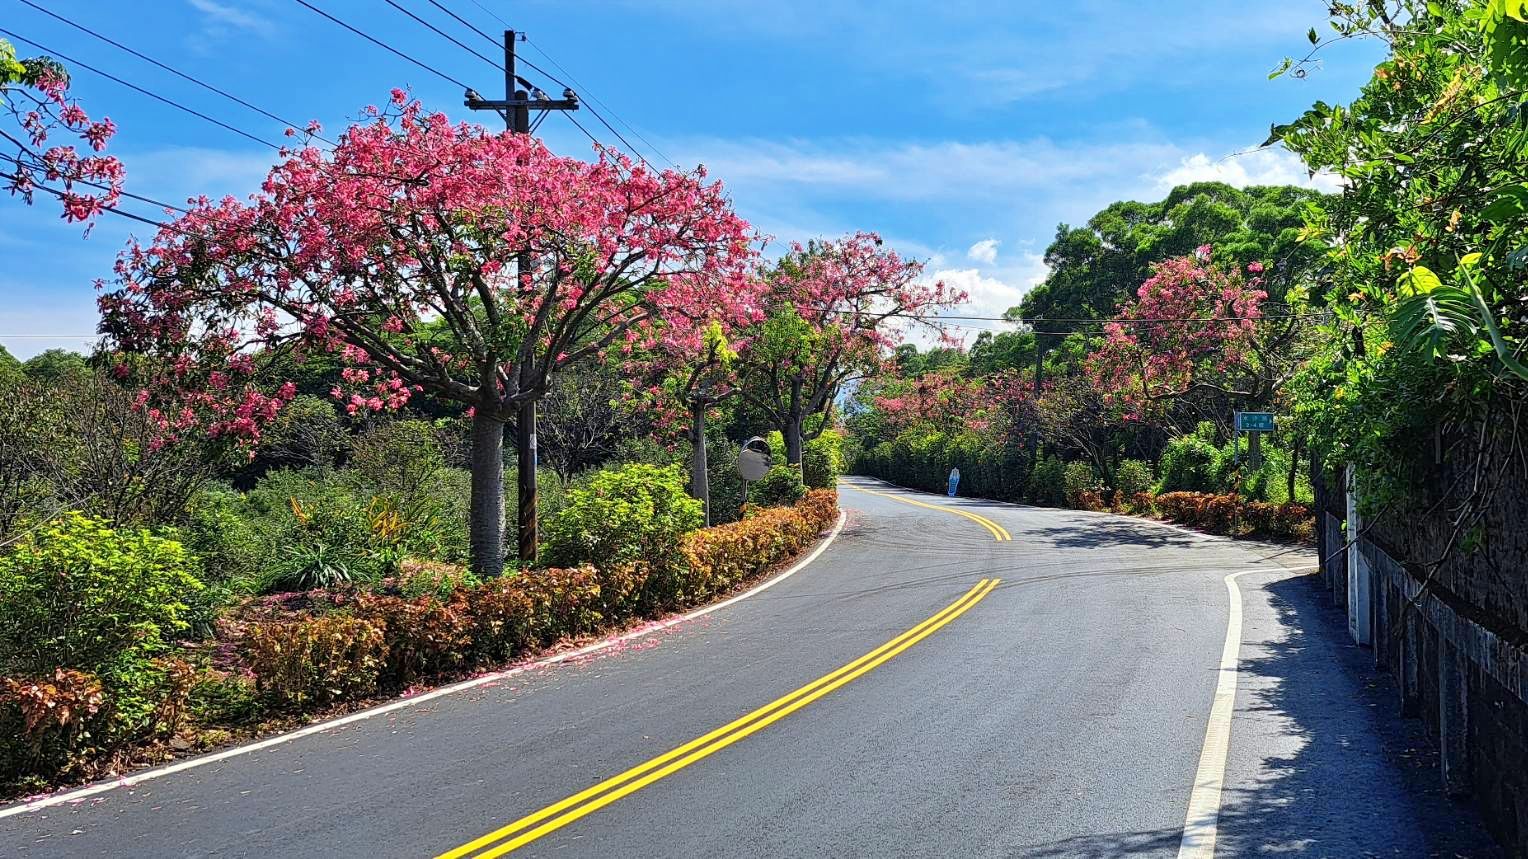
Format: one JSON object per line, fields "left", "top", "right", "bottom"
{"left": 948, "top": 468, "right": 961, "bottom": 497}
{"left": 1236, "top": 411, "right": 1276, "bottom": 432}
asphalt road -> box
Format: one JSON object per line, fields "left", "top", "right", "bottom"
{"left": 0, "top": 477, "right": 1499, "bottom": 857}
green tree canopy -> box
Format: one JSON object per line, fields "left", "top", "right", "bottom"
{"left": 1016, "top": 182, "right": 1329, "bottom": 324}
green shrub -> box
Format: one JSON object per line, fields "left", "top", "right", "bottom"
{"left": 1157, "top": 422, "right": 1221, "bottom": 493}
{"left": 1027, "top": 455, "right": 1066, "bottom": 506}
{"left": 186, "top": 672, "right": 263, "bottom": 726}
{"left": 250, "top": 394, "right": 348, "bottom": 473}
{"left": 542, "top": 463, "right": 702, "bottom": 570}
{"left": 397, "top": 559, "right": 478, "bottom": 601}
{"left": 348, "top": 419, "right": 445, "bottom": 501}
{"left": 1062, "top": 461, "right": 1104, "bottom": 510}
{"left": 242, "top": 470, "right": 393, "bottom": 592}
{"left": 0, "top": 512, "right": 202, "bottom": 675}
{"left": 751, "top": 464, "right": 807, "bottom": 507}
{"left": 703, "top": 428, "right": 745, "bottom": 525}
{"left": 262, "top": 543, "right": 366, "bottom": 593}
{"left": 1113, "top": 459, "right": 1154, "bottom": 497}
{"left": 802, "top": 430, "right": 846, "bottom": 489}
{"left": 182, "top": 485, "right": 262, "bottom": 587}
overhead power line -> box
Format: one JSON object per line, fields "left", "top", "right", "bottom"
{"left": 383, "top": 0, "right": 501, "bottom": 70}
{"left": 0, "top": 27, "right": 283, "bottom": 150}
{"left": 424, "top": 0, "right": 500, "bottom": 45}
{"left": 13, "top": 0, "right": 335, "bottom": 146}
{"left": 0, "top": 152, "right": 190, "bottom": 214}
{"left": 291, "top": 0, "right": 475, "bottom": 91}
{"left": 420, "top": 3, "right": 663, "bottom": 167}
{"left": 523, "top": 35, "right": 676, "bottom": 168}
{"left": 463, "top": 0, "right": 509, "bottom": 27}
{"left": 7, "top": 172, "right": 179, "bottom": 231}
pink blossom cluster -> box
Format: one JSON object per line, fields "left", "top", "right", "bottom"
{"left": 97, "top": 93, "right": 760, "bottom": 444}
{"left": 4, "top": 64, "right": 123, "bottom": 228}
{"left": 1086, "top": 248, "right": 1267, "bottom": 417}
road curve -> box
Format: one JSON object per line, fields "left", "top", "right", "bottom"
{"left": 0, "top": 477, "right": 1497, "bottom": 857}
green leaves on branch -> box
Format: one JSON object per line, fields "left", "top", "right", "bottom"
{"left": 1389, "top": 259, "right": 1528, "bottom": 381}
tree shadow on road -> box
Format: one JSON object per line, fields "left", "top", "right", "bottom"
{"left": 1016, "top": 520, "right": 1206, "bottom": 551}
{"left": 1008, "top": 574, "right": 1498, "bottom": 858}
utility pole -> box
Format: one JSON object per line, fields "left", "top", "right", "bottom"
{"left": 464, "top": 30, "right": 579, "bottom": 564}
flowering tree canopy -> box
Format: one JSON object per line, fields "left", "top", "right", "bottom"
{"left": 872, "top": 370, "right": 992, "bottom": 436}
{"left": 1, "top": 39, "right": 122, "bottom": 227}
{"left": 1086, "top": 248, "right": 1267, "bottom": 426}
{"left": 739, "top": 232, "right": 965, "bottom": 463}
{"left": 98, "top": 95, "right": 757, "bottom": 574}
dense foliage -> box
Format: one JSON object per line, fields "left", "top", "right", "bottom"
{"left": 1272, "top": 1, "right": 1528, "bottom": 534}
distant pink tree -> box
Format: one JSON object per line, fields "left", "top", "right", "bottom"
{"left": 1086, "top": 247, "right": 1267, "bottom": 422}
{"left": 739, "top": 232, "right": 965, "bottom": 464}
{"left": 98, "top": 94, "right": 757, "bottom": 575}
{"left": 872, "top": 371, "right": 990, "bottom": 435}
{"left": 1, "top": 41, "right": 123, "bottom": 227}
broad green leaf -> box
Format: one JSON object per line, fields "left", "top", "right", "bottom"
{"left": 1398, "top": 265, "right": 1443, "bottom": 295}
{"left": 1388, "top": 286, "right": 1479, "bottom": 361}
{"left": 1481, "top": 183, "right": 1528, "bottom": 222}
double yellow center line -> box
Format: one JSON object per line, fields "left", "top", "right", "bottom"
{"left": 841, "top": 484, "right": 1012, "bottom": 541}
{"left": 436, "top": 578, "right": 1002, "bottom": 858}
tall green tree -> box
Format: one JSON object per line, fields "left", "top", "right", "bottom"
{"left": 1017, "top": 182, "right": 1328, "bottom": 325}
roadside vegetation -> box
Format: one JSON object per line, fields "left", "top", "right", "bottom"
{"left": 854, "top": 1, "right": 1528, "bottom": 556}
{"left": 6, "top": 0, "right": 1527, "bottom": 812}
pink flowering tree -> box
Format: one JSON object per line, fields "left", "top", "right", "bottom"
{"left": 97, "top": 94, "right": 756, "bottom": 575}
{"left": 624, "top": 312, "right": 757, "bottom": 524}
{"left": 739, "top": 233, "right": 965, "bottom": 465}
{"left": 1, "top": 39, "right": 123, "bottom": 227}
{"left": 871, "top": 370, "right": 992, "bottom": 436}
{"left": 1086, "top": 246, "right": 1268, "bottom": 432}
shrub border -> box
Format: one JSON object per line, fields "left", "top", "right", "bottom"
{"left": 850, "top": 476, "right": 1302, "bottom": 547}
{"left": 0, "top": 508, "right": 847, "bottom": 818}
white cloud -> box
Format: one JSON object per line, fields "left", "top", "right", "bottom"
{"left": 895, "top": 252, "right": 1051, "bottom": 350}
{"left": 186, "top": 0, "right": 276, "bottom": 37}
{"left": 689, "top": 136, "right": 1188, "bottom": 205}
{"left": 967, "top": 238, "right": 1000, "bottom": 264}
{"left": 1154, "top": 147, "right": 1343, "bottom": 193}
{"left": 121, "top": 147, "right": 279, "bottom": 205}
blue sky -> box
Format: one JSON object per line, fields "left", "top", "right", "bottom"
{"left": 0, "top": 0, "right": 1382, "bottom": 358}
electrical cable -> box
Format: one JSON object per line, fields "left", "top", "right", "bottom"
{"left": 383, "top": 0, "right": 502, "bottom": 71}
{"left": 0, "top": 27, "right": 283, "bottom": 150}
{"left": 290, "top": 0, "right": 475, "bottom": 91}
{"left": 13, "top": 0, "right": 335, "bottom": 146}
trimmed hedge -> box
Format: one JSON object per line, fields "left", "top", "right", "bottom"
{"left": 3, "top": 490, "right": 839, "bottom": 797}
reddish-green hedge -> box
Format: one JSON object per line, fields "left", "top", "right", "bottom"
{"left": 239, "top": 491, "right": 839, "bottom": 710}
{"left": 1144, "top": 491, "right": 1312, "bottom": 543}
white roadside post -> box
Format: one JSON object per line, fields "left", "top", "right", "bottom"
{"left": 1345, "top": 464, "right": 1372, "bottom": 645}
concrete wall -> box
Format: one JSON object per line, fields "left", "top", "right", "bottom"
{"left": 1313, "top": 459, "right": 1528, "bottom": 854}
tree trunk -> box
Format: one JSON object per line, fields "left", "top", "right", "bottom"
{"left": 1287, "top": 438, "right": 1300, "bottom": 503}
{"left": 469, "top": 409, "right": 506, "bottom": 578}
{"left": 784, "top": 414, "right": 804, "bottom": 465}
{"left": 689, "top": 402, "right": 709, "bottom": 526}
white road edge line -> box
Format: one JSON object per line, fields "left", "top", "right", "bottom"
{"left": 0, "top": 509, "right": 849, "bottom": 819}
{"left": 1177, "top": 568, "right": 1256, "bottom": 859}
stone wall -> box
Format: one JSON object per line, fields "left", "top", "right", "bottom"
{"left": 1313, "top": 446, "right": 1528, "bottom": 854}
